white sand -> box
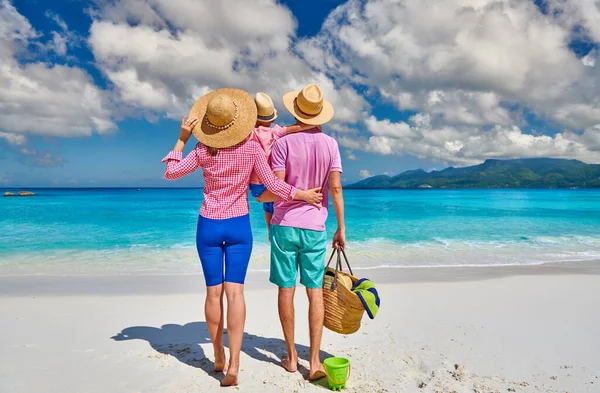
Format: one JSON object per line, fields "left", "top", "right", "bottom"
{"left": 1, "top": 269, "right": 600, "bottom": 393}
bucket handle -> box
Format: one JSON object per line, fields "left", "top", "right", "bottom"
{"left": 323, "top": 363, "right": 351, "bottom": 386}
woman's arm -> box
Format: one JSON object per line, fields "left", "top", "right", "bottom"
{"left": 252, "top": 144, "right": 322, "bottom": 206}
{"left": 271, "top": 123, "right": 321, "bottom": 139}
{"left": 162, "top": 116, "right": 202, "bottom": 180}
{"left": 279, "top": 123, "right": 321, "bottom": 136}
{"left": 162, "top": 147, "right": 202, "bottom": 180}
{"left": 256, "top": 172, "right": 284, "bottom": 203}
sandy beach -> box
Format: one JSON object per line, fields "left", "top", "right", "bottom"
{"left": 2, "top": 263, "right": 600, "bottom": 393}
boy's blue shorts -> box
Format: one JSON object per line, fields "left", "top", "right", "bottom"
{"left": 249, "top": 183, "right": 274, "bottom": 214}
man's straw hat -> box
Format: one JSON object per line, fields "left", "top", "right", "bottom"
{"left": 189, "top": 88, "right": 257, "bottom": 149}
{"left": 255, "top": 92, "right": 278, "bottom": 122}
{"left": 283, "top": 84, "right": 334, "bottom": 125}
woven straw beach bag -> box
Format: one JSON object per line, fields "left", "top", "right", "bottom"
{"left": 323, "top": 247, "right": 365, "bottom": 335}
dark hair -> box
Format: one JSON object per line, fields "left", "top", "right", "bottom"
{"left": 207, "top": 147, "right": 219, "bottom": 156}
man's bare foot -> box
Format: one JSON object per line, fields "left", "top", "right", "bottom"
{"left": 213, "top": 347, "right": 226, "bottom": 373}
{"left": 309, "top": 363, "right": 326, "bottom": 381}
{"left": 220, "top": 373, "right": 238, "bottom": 387}
{"left": 281, "top": 356, "right": 298, "bottom": 373}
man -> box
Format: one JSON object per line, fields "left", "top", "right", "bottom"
{"left": 257, "top": 83, "right": 346, "bottom": 380}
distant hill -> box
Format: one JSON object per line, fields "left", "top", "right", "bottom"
{"left": 347, "top": 158, "right": 600, "bottom": 189}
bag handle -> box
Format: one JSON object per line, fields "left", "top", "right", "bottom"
{"left": 325, "top": 246, "right": 354, "bottom": 292}
{"left": 339, "top": 247, "right": 353, "bottom": 276}
{"left": 325, "top": 248, "right": 339, "bottom": 291}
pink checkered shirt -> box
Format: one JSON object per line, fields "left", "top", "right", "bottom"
{"left": 162, "top": 139, "right": 297, "bottom": 220}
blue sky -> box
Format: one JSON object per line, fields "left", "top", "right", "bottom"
{"left": 1, "top": 0, "right": 600, "bottom": 187}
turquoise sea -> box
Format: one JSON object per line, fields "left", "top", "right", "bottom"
{"left": 1, "top": 188, "right": 600, "bottom": 275}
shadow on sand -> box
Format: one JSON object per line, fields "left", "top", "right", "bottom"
{"left": 112, "top": 321, "right": 333, "bottom": 385}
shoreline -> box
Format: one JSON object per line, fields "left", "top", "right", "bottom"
{"left": 1, "top": 259, "right": 599, "bottom": 296}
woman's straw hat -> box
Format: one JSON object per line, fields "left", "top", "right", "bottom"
{"left": 283, "top": 84, "right": 334, "bottom": 125}
{"left": 189, "top": 88, "right": 257, "bottom": 149}
{"left": 255, "top": 92, "right": 278, "bottom": 122}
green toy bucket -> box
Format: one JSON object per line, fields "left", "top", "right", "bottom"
{"left": 323, "top": 357, "right": 351, "bottom": 391}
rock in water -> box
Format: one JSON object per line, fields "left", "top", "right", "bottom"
{"left": 4, "top": 192, "right": 15, "bottom": 197}
{"left": 17, "top": 191, "right": 35, "bottom": 196}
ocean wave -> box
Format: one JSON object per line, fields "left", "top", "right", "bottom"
{"left": 2, "top": 234, "right": 600, "bottom": 275}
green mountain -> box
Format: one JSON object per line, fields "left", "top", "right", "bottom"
{"left": 347, "top": 158, "right": 600, "bottom": 189}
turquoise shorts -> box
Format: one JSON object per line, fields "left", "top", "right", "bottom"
{"left": 269, "top": 224, "right": 327, "bottom": 289}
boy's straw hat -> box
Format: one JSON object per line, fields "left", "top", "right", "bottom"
{"left": 283, "top": 84, "right": 334, "bottom": 125}
{"left": 189, "top": 88, "right": 257, "bottom": 149}
{"left": 255, "top": 92, "right": 278, "bottom": 122}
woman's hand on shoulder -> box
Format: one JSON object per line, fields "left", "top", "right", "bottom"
{"left": 179, "top": 116, "right": 198, "bottom": 144}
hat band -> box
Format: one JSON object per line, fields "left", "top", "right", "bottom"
{"left": 294, "top": 98, "right": 322, "bottom": 117}
{"left": 257, "top": 113, "right": 276, "bottom": 121}
{"left": 205, "top": 102, "right": 239, "bottom": 131}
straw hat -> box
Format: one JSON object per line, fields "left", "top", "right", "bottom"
{"left": 189, "top": 88, "right": 257, "bottom": 149}
{"left": 283, "top": 84, "right": 334, "bottom": 125}
{"left": 255, "top": 92, "right": 278, "bottom": 122}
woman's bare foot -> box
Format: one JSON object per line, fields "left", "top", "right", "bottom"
{"left": 220, "top": 373, "right": 238, "bottom": 387}
{"left": 309, "top": 363, "right": 326, "bottom": 381}
{"left": 213, "top": 347, "right": 226, "bottom": 373}
{"left": 221, "top": 364, "right": 239, "bottom": 387}
{"left": 281, "top": 357, "right": 298, "bottom": 373}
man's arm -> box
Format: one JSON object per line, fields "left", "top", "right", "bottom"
{"left": 329, "top": 171, "right": 346, "bottom": 249}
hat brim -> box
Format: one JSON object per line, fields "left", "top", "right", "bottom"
{"left": 189, "top": 88, "right": 257, "bottom": 149}
{"left": 283, "top": 91, "right": 334, "bottom": 126}
{"left": 257, "top": 108, "right": 278, "bottom": 122}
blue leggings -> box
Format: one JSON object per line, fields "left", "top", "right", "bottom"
{"left": 196, "top": 215, "right": 253, "bottom": 287}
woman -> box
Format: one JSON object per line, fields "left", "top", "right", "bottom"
{"left": 162, "top": 88, "right": 322, "bottom": 387}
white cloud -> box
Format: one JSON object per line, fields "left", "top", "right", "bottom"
{"left": 342, "top": 114, "right": 600, "bottom": 166}
{"left": 359, "top": 169, "right": 373, "bottom": 179}
{"left": 88, "top": 0, "right": 368, "bottom": 124}
{"left": 383, "top": 90, "right": 516, "bottom": 126}
{"left": 346, "top": 150, "right": 357, "bottom": 160}
{"left": 544, "top": 0, "right": 600, "bottom": 42}
{"left": 1, "top": 0, "right": 600, "bottom": 169}
{"left": 299, "top": 0, "right": 600, "bottom": 130}
{"left": 0, "top": 0, "right": 35, "bottom": 44}
{"left": 44, "top": 11, "right": 81, "bottom": 57}
{"left": 46, "top": 11, "right": 68, "bottom": 31}
{"left": 0, "top": 1, "right": 116, "bottom": 139}
{"left": 47, "top": 30, "right": 68, "bottom": 56}
{"left": 0, "top": 131, "right": 26, "bottom": 145}
{"left": 19, "top": 147, "right": 64, "bottom": 167}
{"left": 582, "top": 50, "right": 597, "bottom": 67}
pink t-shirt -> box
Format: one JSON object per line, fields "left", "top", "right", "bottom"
{"left": 270, "top": 129, "right": 343, "bottom": 232}
{"left": 249, "top": 125, "right": 287, "bottom": 184}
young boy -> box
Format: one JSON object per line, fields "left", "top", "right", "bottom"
{"left": 249, "top": 92, "right": 315, "bottom": 239}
